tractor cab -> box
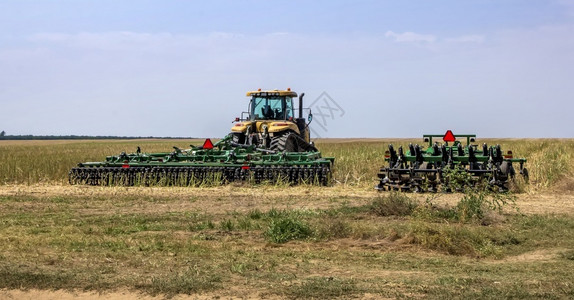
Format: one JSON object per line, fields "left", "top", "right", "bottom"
{"left": 230, "top": 88, "right": 316, "bottom": 152}
{"left": 249, "top": 92, "right": 295, "bottom": 121}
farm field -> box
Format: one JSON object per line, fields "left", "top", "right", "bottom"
{"left": 1, "top": 138, "right": 574, "bottom": 299}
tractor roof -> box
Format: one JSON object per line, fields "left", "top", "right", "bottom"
{"left": 246, "top": 89, "right": 298, "bottom": 97}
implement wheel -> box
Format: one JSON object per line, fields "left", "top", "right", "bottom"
{"left": 521, "top": 168, "right": 529, "bottom": 182}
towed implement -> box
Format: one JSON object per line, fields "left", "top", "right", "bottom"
{"left": 69, "top": 136, "right": 333, "bottom": 186}
{"left": 69, "top": 89, "right": 334, "bottom": 186}
{"left": 376, "top": 131, "right": 528, "bottom": 192}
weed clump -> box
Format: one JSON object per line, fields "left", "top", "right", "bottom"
{"left": 219, "top": 219, "right": 235, "bottom": 231}
{"left": 452, "top": 190, "right": 515, "bottom": 224}
{"left": 316, "top": 218, "right": 351, "bottom": 239}
{"left": 409, "top": 188, "right": 515, "bottom": 225}
{"left": 142, "top": 268, "right": 221, "bottom": 297}
{"left": 406, "top": 222, "right": 482, "bottom": 256}
{"left": 560, "top": 250, "right": 574, "bottom": 261}
{"left": 405, "top": 221, "right": 523, "bottom": 257}
{"left": 285, "top": 277, "right": 360, "bottom": 298}
{"left": 371, "top": 192, "right": 418, "bottom": 217}
{"left": 370, "top": 188, "right": 514, "bottom": 225}
{"left": 265, "top": 216, "right": 312, "bottom": 243}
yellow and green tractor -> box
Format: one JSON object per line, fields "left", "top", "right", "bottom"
{"left": 69, "top": 88, "right": 333, "bottom": 186}
{"left": 230, "top": 89, "right": 317, "bottom": 152}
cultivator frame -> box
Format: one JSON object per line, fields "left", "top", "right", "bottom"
{"left": 69, "top": 136, "right": 334, "bottom": 186}
{"left": 376, "top": 131, "right": 528, "bottom": 192}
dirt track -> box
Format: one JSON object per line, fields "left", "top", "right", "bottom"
{"left": 0, "top": 289, "right": 260, "bottom": 300}
{"left": 1, "top": 184, "right": 573, "bottom": 216}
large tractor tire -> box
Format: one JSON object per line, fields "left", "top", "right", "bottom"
{"left": 270, "top": 131, "right": 318, "bottom": 152}
{"left": 270, "top": 132, "right": 299, "bottom": 152}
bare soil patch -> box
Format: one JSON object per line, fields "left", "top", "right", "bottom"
{"left": 0, "top": 289, "right": 264, "bottom": 300}
{"left": 1, "top": 184, "right": 573, "bottom": 216}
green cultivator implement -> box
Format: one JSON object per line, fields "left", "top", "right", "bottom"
{"left": 376, "top": 131, "right": 528, "bottom": 192}
{"left": 69, "top": 88, "right": 334, "bottom": 186}
{"left": 69, "top": 135, "right": 334, "bottom": 186}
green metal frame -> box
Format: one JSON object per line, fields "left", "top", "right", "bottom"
{"left": 377, "top": 133, "right": 528, "bottom": 192}
{"left": 78, "top": 135, "right": 334, "bottom": 169}
{"left": 394, "top": 134, "right": 528, "bottom": 165}
{"left": 423, "top": 134, "right": 476, "bottom": 147}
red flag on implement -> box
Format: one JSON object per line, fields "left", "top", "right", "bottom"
{"left": 202, "top": 138, "right": 214, "bottom": 150}
{"left": 443, "top": 130, "right": 456, "bottom": 142}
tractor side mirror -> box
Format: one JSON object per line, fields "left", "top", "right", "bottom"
{"left": 308, "top": 113, "right": 313, "bottom": 122}
{"left": 470, "top": 138, "right": 476, "bottom": 143}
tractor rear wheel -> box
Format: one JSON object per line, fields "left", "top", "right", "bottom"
{"left": 270, "top": 132, "right": 299, "bottom": 152}
{"left": 270, "top": 131, "right": 319, "bottom": 152}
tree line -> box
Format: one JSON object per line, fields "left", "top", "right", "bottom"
{"left": 0, "top": 132, "right": 194, "bottom": 140}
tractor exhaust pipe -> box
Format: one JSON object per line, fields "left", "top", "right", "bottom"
{"left": 299, "top": 93, "right": 305, "bottom": 119}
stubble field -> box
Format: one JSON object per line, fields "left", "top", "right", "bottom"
{"left": 0, "top": 138, "right": 573, "bottom": 299}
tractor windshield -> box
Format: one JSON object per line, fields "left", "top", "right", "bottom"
{"left": 251, "top": 96, "right": 294, "bottom": 120}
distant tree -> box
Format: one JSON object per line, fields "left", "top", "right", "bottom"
{"left": 0, "top": 130, "right": 5, "bottom": 136}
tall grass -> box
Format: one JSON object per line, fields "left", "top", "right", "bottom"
{"left": 0, "top": 140, "right": 196, "bottom": 185}
{"left": 1, "top": 138, "right": 573, "bottom": 190}
{"left": 318, "top": 140, "right": 393, "bottom": 186}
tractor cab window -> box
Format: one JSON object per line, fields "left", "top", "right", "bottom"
{"left": 251, "top": 96, "right": 294, "bottom": 120}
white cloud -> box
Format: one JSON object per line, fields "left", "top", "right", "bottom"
{"left": 445, "top": 35, "right": 485, "bottom": 43}
{"left": 385, "top": 30, "right": 436, "bottom": 43}
{"left": 384, "top": 31, "right": 484, "bottom": 44}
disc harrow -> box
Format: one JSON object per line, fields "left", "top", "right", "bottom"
{"left": 69, "top": 135, "right": 333, "bottom": 186}
{"left": 69, "top": 165, "right": 330, "bottom": 186}
{"left": 376, "top": 132, "right": 528, "bottom": 192}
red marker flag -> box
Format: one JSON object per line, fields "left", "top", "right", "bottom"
{"left": 443, "top": 130, "right": 456, "bottom": 142}
{"left": 202, "top": 138, "right": 214, "bottom": 150}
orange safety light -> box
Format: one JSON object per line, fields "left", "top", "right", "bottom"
{"left": 287, "top": 87, "right": 291, "bottom": 91}
{"left": 202, "top": 138, "right": 214, "bottom": 150}
{"left": 443, "top": 130, "right": 456, "bottom": 142}
{"left": 258, "top": 88, "right": 261, "bottom": 91}
{"left": 241, "top": 165, "right": 250, "bottom": 170}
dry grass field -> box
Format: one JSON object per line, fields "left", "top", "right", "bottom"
{"left": 1, "top": 138, "right": 573, "bottom": 299}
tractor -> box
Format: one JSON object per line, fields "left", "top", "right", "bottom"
{"left": 69, "top": 88, "right": 333, "bottom": 186}
{"left": 230, "top": 89, "right": 317, "bottom": 152}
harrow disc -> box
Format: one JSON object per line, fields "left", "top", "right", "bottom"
{"left": 69, "top": 165, "right": 331, "bottom": 186}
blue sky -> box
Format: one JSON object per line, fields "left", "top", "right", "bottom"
{"left": 1, "top": 0, "right": 573, "bottom": 138}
